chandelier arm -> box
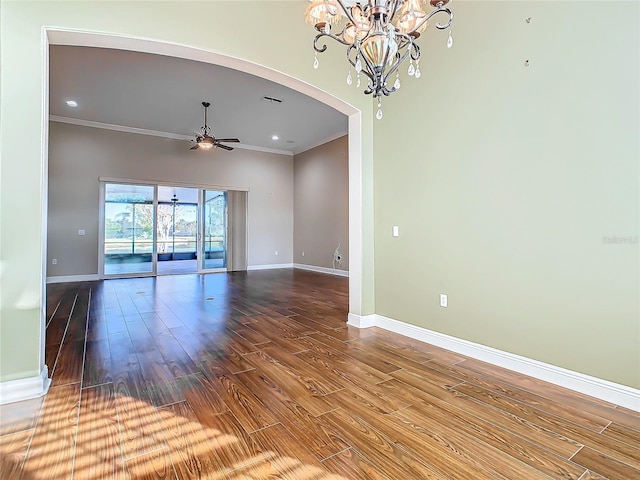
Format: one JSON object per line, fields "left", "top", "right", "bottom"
{"left": 413, "top": 5, "right": 453, "bottom": 33}
{"left": 313, "top": 31, "right": 351, "bottom": 53}
{"left": 385, "top": 0, "right": 403, "bottom": 25}
{"left": 410, "top": 41, "right": 420, "bottom": 62}
{"left": 334, "top": 0, "right": 358, "bottom": 26}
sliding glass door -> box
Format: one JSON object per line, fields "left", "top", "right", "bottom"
{"left": 101, "top": 182, "right": 234, "bottom": 278}
{"left": 201, "top": 190, "right": 227, "bottom": 271}
{"left": 157, "top": 186, "right": 198, "bottom": 275}
{"left": 102, "top": 183, "right": 156, "bottom": 277}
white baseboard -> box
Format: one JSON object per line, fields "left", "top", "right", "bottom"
{"left": 354, "top": 314, "right": 640, "bottom": 412}
{"left": 347, "top": 312, "right": 376, "bottom": 328}
{"left": 46, "top": 274, "right": 99, "bottom": 284}
{"left": 0, "top": 366, "right": 51, "bottom": 405}
{"left": 247, "top": 263, "right": 293, "bottom": 271}
{"left": 294, "top": 263, "right": 349, "bottom": 277}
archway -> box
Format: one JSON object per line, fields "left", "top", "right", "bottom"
{"left": 42, "top": 28, "right": 364, "bottom": 373}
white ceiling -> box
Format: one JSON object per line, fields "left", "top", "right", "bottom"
{"left": 49, "top": 46, "right": 348, "bottom": 155}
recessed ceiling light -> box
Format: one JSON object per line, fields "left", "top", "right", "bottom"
{"left": 272, "top": 135, "right": 279, "bottom": 141}
{"left": 66, "top": 100, "right": 78, "bottom": 107}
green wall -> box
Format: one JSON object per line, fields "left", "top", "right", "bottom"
{"left": 0, "top": 0, "right": 375, "bottom": 383}
{"left": 375, "top": 1, "right": 639, "bottom": 388}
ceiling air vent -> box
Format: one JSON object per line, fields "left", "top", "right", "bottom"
{"left": 261, "top": 96, "right": 283, "bottom": 104}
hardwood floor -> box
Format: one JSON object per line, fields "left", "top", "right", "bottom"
{"left": 1, "top": 269, "right": 638, "bottom": 479}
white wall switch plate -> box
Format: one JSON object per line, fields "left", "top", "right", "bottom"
{"left": 392, "top": 225, "right": 399, "bottom": 237}
{"left": 52, "top": 259, "right": 57, "bottom": 265}
{"left": 440, "top": 294, "right": 448, "bottom": 308}
{"left": 78, "top": 229, "right": 86, "bottom": 236}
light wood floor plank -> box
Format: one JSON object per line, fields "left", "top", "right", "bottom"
{"left": 246, "top": 423, "right": 326, "bottom": 479}
{"left": 320, "top": 448, "right": 392, "bottom": 480}
{"left": 199, "top": 362, "right": 278, "bottom": 434}
{"left": 428, "top": 359, "right": 612, "bottom": 432}
{"left": 235, "top": 369, "right": 346, "bottom": 461}
{"left": 156, "top": 401, "right": 228, "bottom": 480}
{"left": 74, "top": 383, "right": 123, "bottom": 479}
{"left": 572, "top": 446, "right": 640, "bottom": 480}
{"left": 0, "top": 428, "right": 33, "bottom": 479}
{"left": 389, "top": 369, "right": 584, "bottom": 458}
{"left": 454, "top": 382, "right": 640, "bottom": 469}
{"left": 123, "top": 448, "right": 177, "bottom": 480}
{"left": 21, "top": 384, "right": 80, "bottom": 479}
{"left": 322, "top": 409, "right": 445, "bottom": 480}
{"left": 602, "top": 421, "right": 640, "bottom": 447}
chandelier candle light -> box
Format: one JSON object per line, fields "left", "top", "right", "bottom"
{"left": 305, "top": 0, "right": 454, "bottom": 119}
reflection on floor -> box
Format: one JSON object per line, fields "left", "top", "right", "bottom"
{"left": 157, "top": 260, "right": 198, "bottom": 275}
{"left": 105, "top": 259, "right": 225, "bottom": 276}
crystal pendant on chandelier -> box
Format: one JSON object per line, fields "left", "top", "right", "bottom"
{"left": 447, "top": 30, "right": 454, "bottom": 49}
{"left": 356, "top": 73, "right": 361, "bottom": 88}
{"left": 346, "top": 70, "right": 353, "bottom": 85}
{"left": 408, "top": 59, "right": 415, "bottom": 77}
{"left": 313, "top": 52, "right": 319, "bottom": 69}
{"left": 376, "top": 98, "right": 383, "bottom": 120}
{"left": 415, "top": 60, "right": 421, "bottom": 79}
{"left": 355, "top": 57, "right": 362, "bottom": 73}
{"left": 394, "top": 73, "right": 401, "bottom": 90}
{"left": 387, "top": 25, "right": 398, "bottom": 65}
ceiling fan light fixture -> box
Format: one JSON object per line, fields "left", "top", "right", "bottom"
{"left": 190, "top": 102, "right": 240, "bottom": 152}
{"left": 198, "top": 136, "right": 215, "bottom": 150}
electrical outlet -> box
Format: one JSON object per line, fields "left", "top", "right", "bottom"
{"left": 392, "top": 225, "right": 399, "bottom": 237}
{"left": 302, "top": 252, "right": 305, "bottom": 257}
{"left": 52, "top": 259, "right": 57, "bottom": 265}
{"left": 77, "top": 229, "right": 86, "bottom": 236}
{"left": 275, "top": 251, "right": 278, "bottom": 256}
{"left": 440, "top": 294, "right": 448, "bottom": 308}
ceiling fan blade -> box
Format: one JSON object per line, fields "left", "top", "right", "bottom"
{"left": 216, "top": 143, "right": 234, "bottom": 151}
{"left": 189, "top": 144, "right": 199, "bottom": 150}
{"left": 215, "top": 138, "right": 240, "bottom": 143}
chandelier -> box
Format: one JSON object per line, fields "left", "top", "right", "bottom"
{"left": 305, "top": 0, "right": 454, "bottom": 119}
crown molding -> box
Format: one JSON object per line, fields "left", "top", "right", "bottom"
{"left": 49, "top": 115, "right": 294, "bottom": 156}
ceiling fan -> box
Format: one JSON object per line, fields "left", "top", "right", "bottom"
{"left": 190, "top": 101, "right": 240, "bottom": 151}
